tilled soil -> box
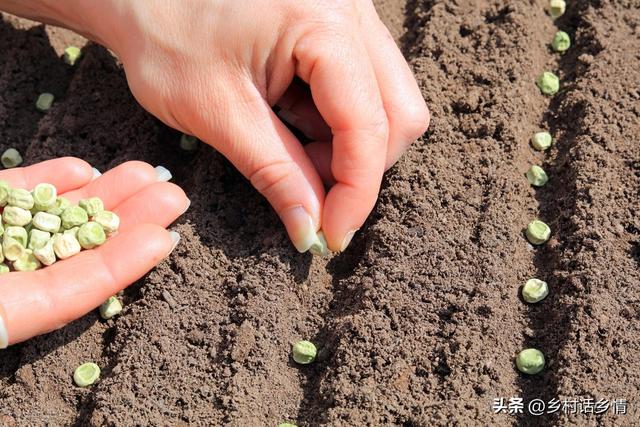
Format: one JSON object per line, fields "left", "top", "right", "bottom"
{"left": 0, "top": 0, "right": 639, "bottom": 425}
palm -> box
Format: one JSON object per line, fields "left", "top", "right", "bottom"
{"left": 0, "top": 158, "right": 188, "bottom": 347}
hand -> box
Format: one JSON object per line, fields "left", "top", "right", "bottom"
{"left": 0, "top": 159, "right": 189, "bottom": 347}
{"left": 92, "top": 0, "right": 429, "bottom": 253}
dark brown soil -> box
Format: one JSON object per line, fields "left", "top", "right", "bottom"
{"left": 0, "top": 0, "right": 639, "bottom": 425}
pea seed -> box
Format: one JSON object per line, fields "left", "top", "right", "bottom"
{"left": 3, "top": 206, "right": 32, "bottom": 226}
{"left": 63, "top": 46, "right": 82, "bottom": 66}
{"left": 34, "top": 237, "right": 56, "bottom": 266}
{"left": 28, "top": 229, "right": 50, "bottom": 250}
{"left": 0, "top": 264, "right": 9, "bottom": 274}
{"left": 99, "top": 296, "right": 123, "bottom": 320}
{"left": 32, "top": 211, "right": 62, "bottom": 233}
{"left": 1, "top": 148, "right": 22, "bottom": 169}
{"left": 13, "top": 249, "right": 41, "bottom": 272}
{"left": 536, "top": 71, "right": 560, "bottom": 96}
{"left": 36, "top": 93, "right": 54, "bottom": 112}
{"left": 73, "top": 362, "right": 100, "bottom": 387}
{"left": 61, "top": 206, "right": 88, "bottom": 229}
{"left": 2, "top": 237, "right": 25, "bottom": 262}
{"left": 8, "top": 188, "right": 34, "bottom": 210}
{"left": 77, "top": 222, "right": 106, "bottom": 250}
{"left": 0, "top": 180, "right": 10, "bottom": 206}
{"left": 46, "top": 196, "right": 71, "bottom": 216}
{"left": 516, "top": 348, "right": 545, "bottom": 375}
{"left": 5, "top": 226, "right": 28, "bottom": 247}
{"left": 292, "top": 340, "right": 317, "bottom": 365}
{"left": 32, "top": 183, "right": 57, "bottom": 211}
{"left": 526, "top": 220, "right": 551, "bottom": 245}
{"left": 521, "top": 279, "right": 549, "bottom": 303}
{"left": 526, "top": 165, "right": 549, "bottom": 187}
{"left": 53, "top": 233, "right": 81, "bottom": 260}
{"left": 180, "top": 134, "right": 199, "bottom": 151}
{"left": 531, "top": 131, "right": 552, "bottom": 151}
{"left": 92, "top": 211, "right": 120, "bottom": 235}
{"left": 79, "top": 197, "right": 104, "bottom": 217}
{"left": 278, "top": 424, "right": 297, "bottom": 427}
{"left": 309, "top": 231, "right": 328, "bottom": 257}
{"left": 552, "top": 31, "right": 570, "bottom": 52}
{"left": 549, "top": 0, "right": 566, "bottom": 18}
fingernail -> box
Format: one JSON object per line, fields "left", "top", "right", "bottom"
{"left": 277, "top": 109, "right": 299, "bottom": 127}
{"left": 0, "top": 314, "right": 8, "bottom": 349}
{"left": 280, "top": 205, "right": 318, "bottom": 253}
{"left": 340, "top": 229, "right": 357, "bottom": 252}
{"left": 168, "top": 231, "right": 181, "bottom": 254}
{"left": 91, "top": 167, "right": 102, "bottom": 180}
{"left": 182, "top": 198, "right": 191, "bottom": 215}
{"left": 309, "top": 230, "right": 328, "bottom": 257}
{"left": 155, "top": 166, "right": 172, "bottom": 182}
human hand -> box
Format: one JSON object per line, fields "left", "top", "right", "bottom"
{"left": 0, "top": 159, "right": 189, "bottom": 347}
{"left": 91, "top": 0, "right": 429, "bottom": 253}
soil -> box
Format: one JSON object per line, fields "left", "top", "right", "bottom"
{"left": 0, "top": 0, "right": 639, "bottom": 425}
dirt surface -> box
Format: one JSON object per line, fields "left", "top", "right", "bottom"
{"left": 0, "top": 0, "right": 639, "bottom": 425}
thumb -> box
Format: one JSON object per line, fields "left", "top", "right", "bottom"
{"left": 199, "top": 89, "right": 326, "bottom": 254}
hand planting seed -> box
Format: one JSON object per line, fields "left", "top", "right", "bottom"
{"left": 292, "top": 340, "right": 317, "bottom": 365}
{"left": 521, "top": 279, "right": 549, "bottom": 303}
{"left": 73, "top": 362, "right": 100, "bottom": 387}
{"left": 63, "top": 46, "right": 82, "bottom": 66}
{"left": 79, "top": 197, "right": 104, "bottom": 217}
{"left": 526, "top": 220, "right": 551, "bottom": 245}
{"left": 99, "top": 296, "right": 123, "bottom": 320}
{"left": 180, "top": 133, "right": 199, "bottom": 151}
{"left": 36, "top": 93, "right": 55, "bottom": 112}
{"left": 549, "top": 0, "right": 566, "bottom": 19}
{"left": 552, "top": 31, "right": 570, "bottom": 52}
{"left": 531, "top": 131, "right": 552, "bottom": 151}
{"left": 516, "top": 348, "right": 545, "bottom": 375}
{"left": 1, "top": 148, "right": 23, "bottom": 169}
{"left": 536, "top": 71, "right": 560, "bottom": 96}
{"left": 526, "top": 165, "right": 549, "bottom": 187}
{"left": 61, "top": 206, "right": 89, "bottom": 229}
{"left": 78, "top": 222, "right": 107, "bottom": 249}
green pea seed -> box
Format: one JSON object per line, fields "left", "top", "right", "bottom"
{"left": 5, "top": 226, "right": 28, "bottom": 247}
{"left": 3, "top": 206, "right": 32, "bottom": 226}
{"left": 292, "top": 340, "right": 317, "bottom": 365}
{"left": 36, "top": 93, "right": 54, "bottom": 112}
{"left": 13, "top": 249, "right": 41, "bottom": 272}
{"left": 99, "top": 296, "right": 123, "bottom": 320}
{"left": 63, "top": 46, "right": 82, "bottom": 66}
{"left": 0, "top": 181, "right": 10, "bottom": 207}
{"left": 549, "top": 0, "right": 566, "bottom": 18}
{"left": 34, "top": 237, "right": 56, "bottom": 266}
{"left": 8, "top": 188, "right": 34, "bottom": 210}
{"left": 1, "top": 148, "right": 22, "bottom": 169}
{"left": 32, "top": 211, "right": 62, "bottom": 233}
{"left": 46, "top": 196, "right": 71, "bottom": 216}
{"left": 73, "top": 362, "right": 100, "bottom": 387}
{"left": 516, "top": 348, "right": 545, "bottom": 375}
{"left": 536, "top": 71, "right": 560, "bottom": 96}
{"left": 77, "top": 222, "right": 106, "bottom": 250}
{"left": 32, "top": 183, "right": 57, "bottom": 211}
{"left": 521, "top": 279, "right": 549, "bottom": 303}
{"left": 278, "top": 424, "right": 297, "bottom": 427}
{"left": 92, "top": 211, "right": 120, "bottom": 235}
{"left": 180, "top": 133, "right": 199, "bottom": 151}
{"left": 309, "top": 231, "right": 328, "bottom": 257}
{"left": 53, "top": 233, "right": 81, "bottom": 260}
{"left": 526, "top": 220, "right": 551, "bottom": 245}
{"left": 79, "top": 197, "right": 104, "bottom": 217}
{"left": 526, "top": 165, "right": 549, "bottom": 187}
{"left": 61, "top": 206, "right": 88, "bottom": 229}
{"left": 0, "top": 264, "right": 9, "bottom": 274}
{"left": 552, "top": 31, "right": 570, "bottom": 52}
{"left": 2, "top": 236, "right": 25, "bottom": 262}
{"left": 531, "top": 131, "right": 552, "bottom": 151}
{"left": 28, "top": 229, "right": 50, "bottom": 250}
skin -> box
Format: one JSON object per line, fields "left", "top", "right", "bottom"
{"left": 0, "top": 0, "right": 429, "bottom": 344}
{"left": 0, "top": 158, "right": 189, "bottom": 345}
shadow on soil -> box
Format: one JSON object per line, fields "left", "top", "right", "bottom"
{"left": 517, "top": 2, "right": 602, "bottom": 425}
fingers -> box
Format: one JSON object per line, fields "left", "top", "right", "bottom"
{"left": 195, "top": 85, "right": 326, "bottom": 253}
{"left": 304, "top": 141, "right": 335, "bottom": 186}
{"left": 0, "top": 224, "right": 177, "bottom": 346}
{"left": 362, "top": 5, "right": 430, "bottom": 168}
{"left": 0, "top": 157, "right": 92, "bottom": 192}
{"left": 63, "top": 161, "right": 159, "bottom": 207}
{"left": 113, "top": 182, "right": 190, "bottom": 231}
{"left": 295, "top": 29, "right": 389, "bottom": 251}
{"left": 276, "top": 81, "right": 332, "bottom": 141}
